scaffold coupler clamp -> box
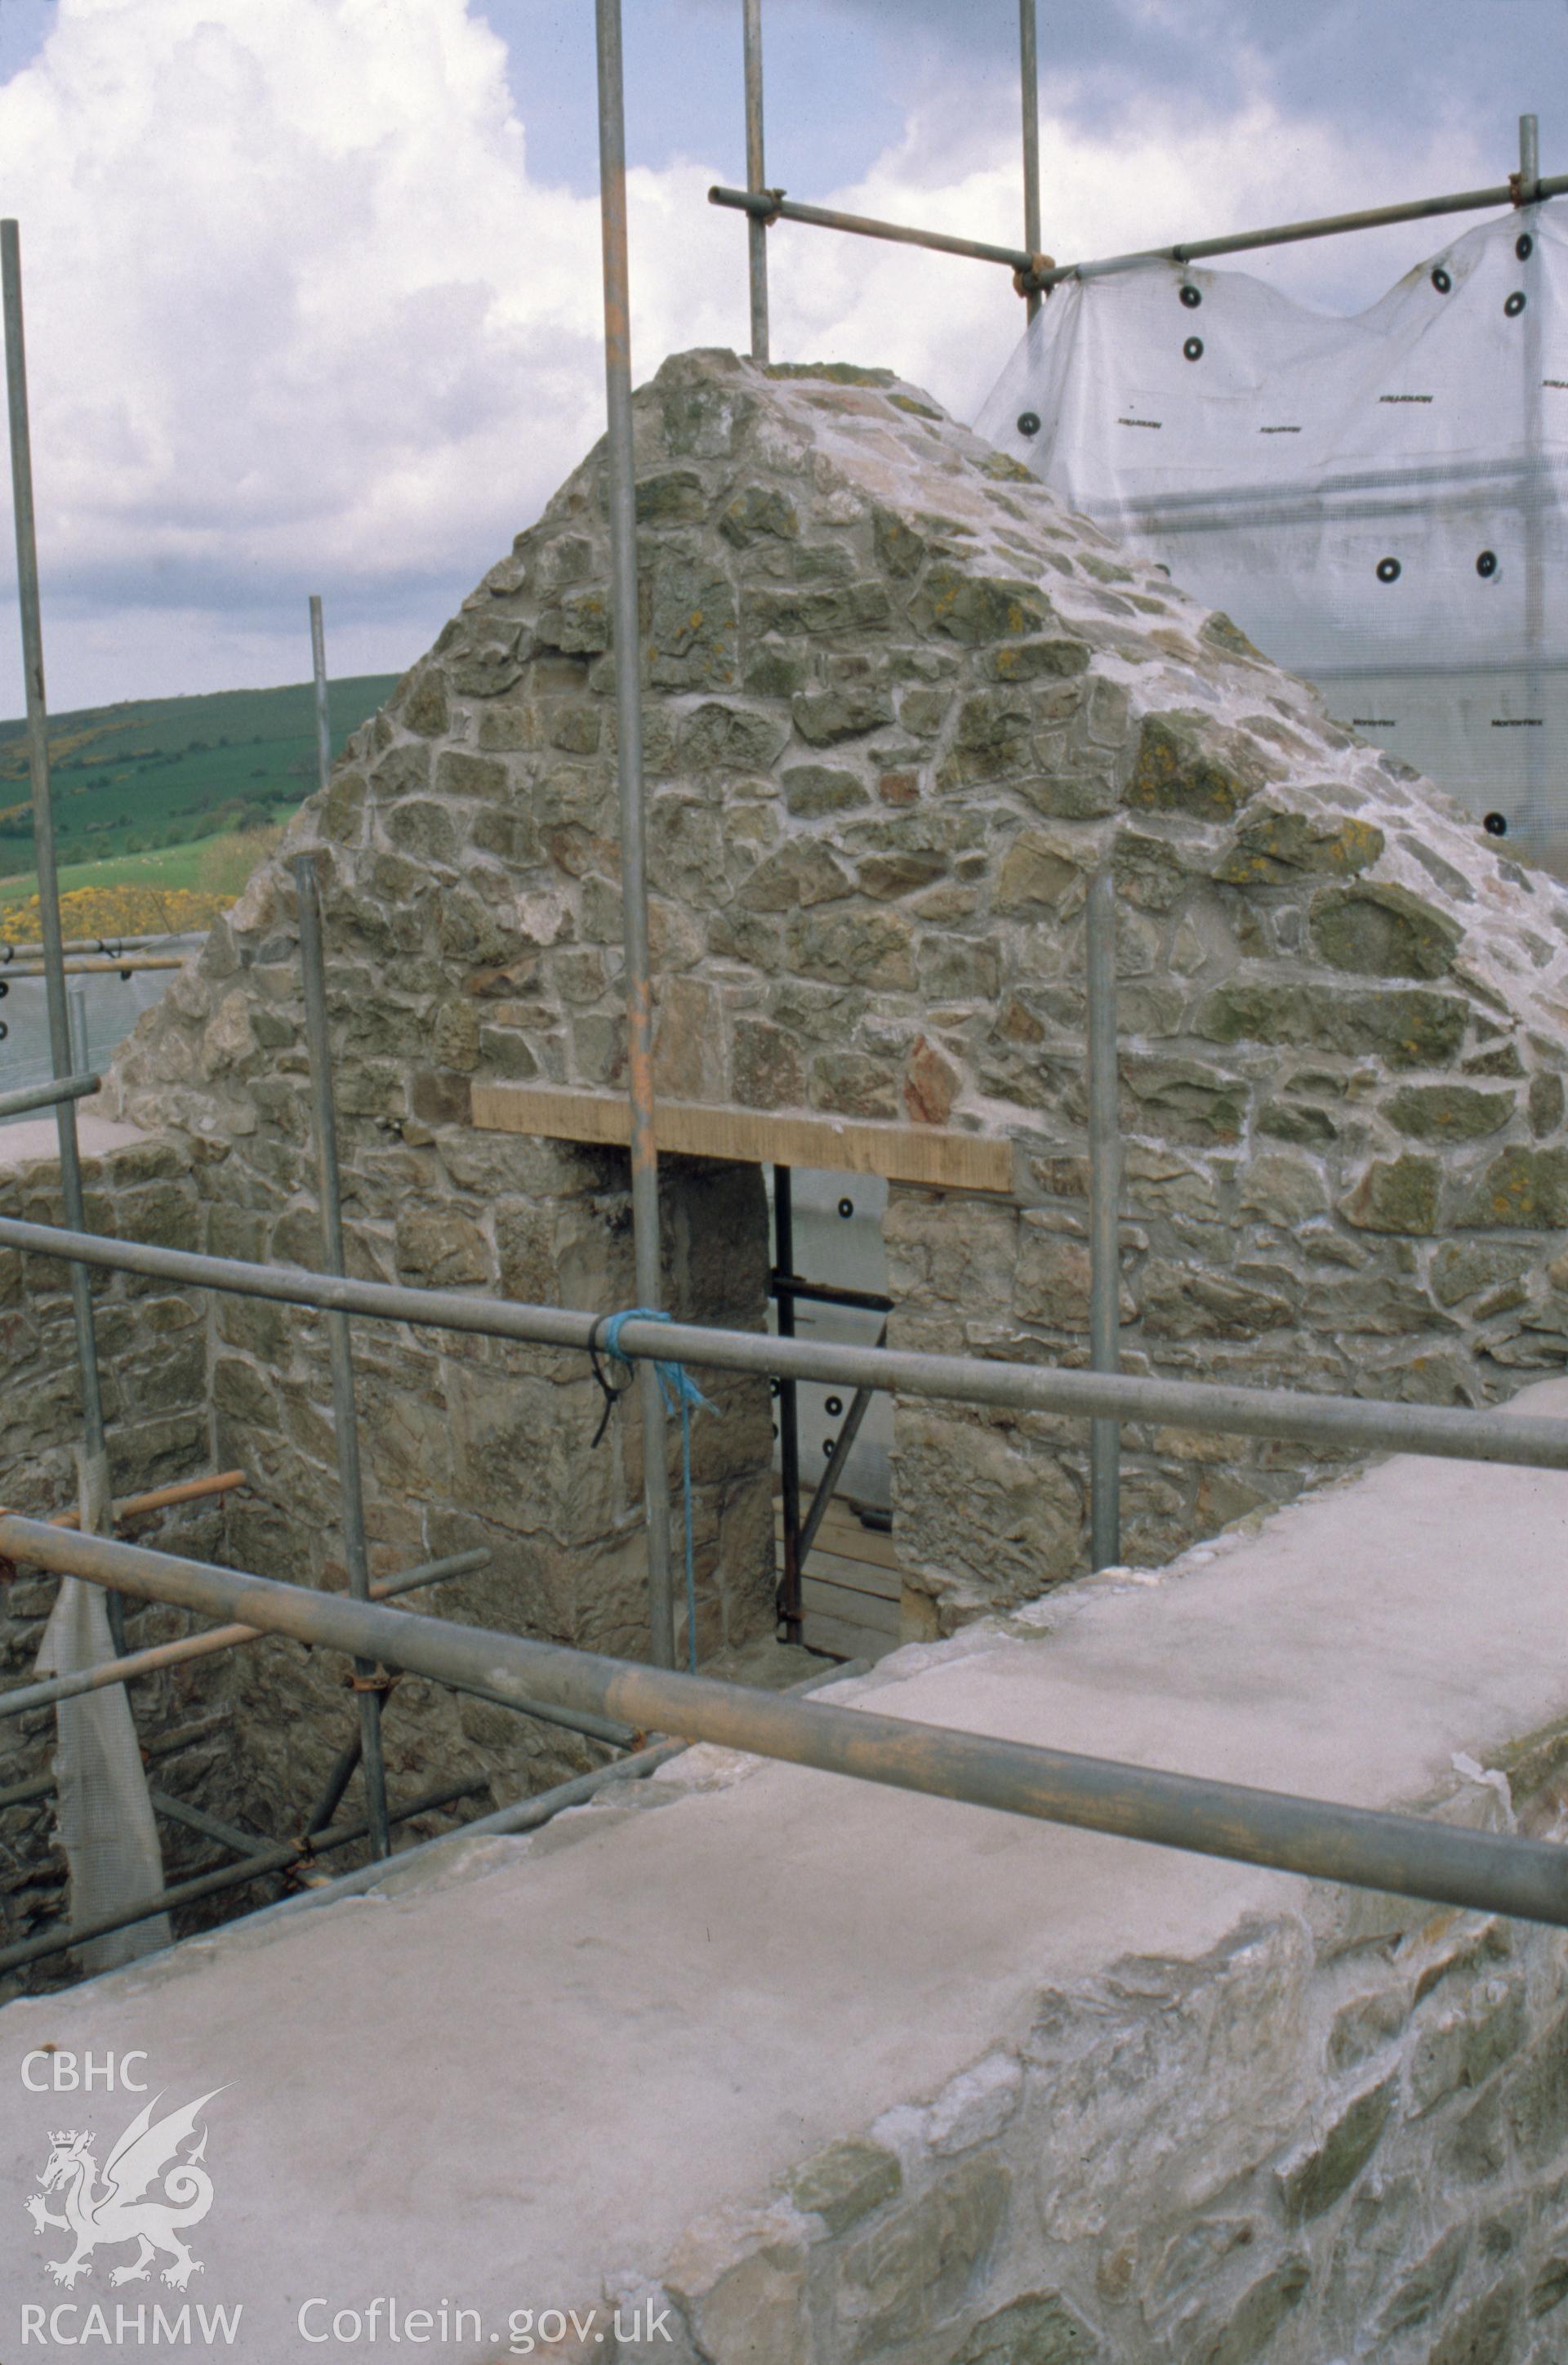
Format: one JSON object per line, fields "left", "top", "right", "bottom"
{"left": 1013, "top": 252, "right": 1056, "bottom": 301}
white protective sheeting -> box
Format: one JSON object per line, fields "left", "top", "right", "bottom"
{"left": 33, "top": 1452, "right": 170, "bottom": 1974}
{"left": 767, "top": 1167, "right": 891, "bottom": 1512}
{"left": 976, "top": 200, "right": 1567, "bottom": 873}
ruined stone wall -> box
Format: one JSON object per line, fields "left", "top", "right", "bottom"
{"left": 2, "top": 1116, "right": 773, "bottom": 1983}
{"left": 17, "top": 345, "right": 1568, "bottom": 1990}
{"left": 100, "top": 346, "right": 1568, "bottom": 1662}
{"left": 103, "top": 837, "right": 776, "bottom": 1849}
{"left": 645, "top": 1783, "right": 1568, "bottom": 2365}
{"left": 0, "top": 1131, "right": 239, "bottom": 1989}
{"left": 203, "top": 1125, "right": 772, "bottom": 1843}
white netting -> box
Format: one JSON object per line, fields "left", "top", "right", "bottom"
{"left": 976, "top": 200, "right": 1568, "bottom": 872}
{"left": 34, "top": 1451, "right": 169, "bottom": 1974}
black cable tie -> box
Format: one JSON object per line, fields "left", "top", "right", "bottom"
{"left": 586, "top": 1310, "right": 635, "bottom": 1448}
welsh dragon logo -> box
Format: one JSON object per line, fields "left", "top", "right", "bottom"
{"left": 24, "top": 2087, "right": 226, "bottom": 2290}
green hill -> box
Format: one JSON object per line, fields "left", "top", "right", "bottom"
{"left": 0, "top": 672, "right": 399, "bottom": 880}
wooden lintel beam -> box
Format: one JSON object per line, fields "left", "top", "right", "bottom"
{"left": 469, "top": 1082, "right": 1013, "bottom": 1195}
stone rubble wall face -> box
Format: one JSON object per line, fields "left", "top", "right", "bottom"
{"left": 585, "top": 1753, "right": 1568, "bottom": 2365}
{"left": 80, "top": 341, "right": 1568, "bottom": 1757}
{"left": 207, "top": 1145, "right": 773, "bottom": 1848}
{"left": 0, "top": 1136, "right": 240, "bottom": 1992}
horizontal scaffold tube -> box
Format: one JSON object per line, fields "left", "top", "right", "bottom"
{"left": 264, "top": 1657, "right": 871, "bottom": 1925}
{"left": 2, "top": 1213, "right": 1568, "bottom": 1473}
{"left": 0, "top": 932, "right": 176, "bottom": 962}
{"left": 0, "top": 1541, "right": 635, "bottom": 1750}
{"left": 0, "top": 1546, "right": 492, "bottom": 1723}
{"left": 0, "top": 1070, "right": 99, "bottom": 1120}
{"left": 4, "top": 1515, "right": 1568, "bottom": 1930}
{"left": 710, "top": 174, "right": 1567, "bottom": 292}
{"left": 0, "top": 1770, "right": 491, "bottom": 1975}
{"left": 708, "top": 183, "right": 1041, "bottom": 274}
{"left": 1038, "top": 175, "right": 1568, "bottom": 288}
{"left": 0, "top": 955, "right": 183, "bottom": 977}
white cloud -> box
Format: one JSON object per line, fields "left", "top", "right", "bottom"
{"left": 770, "top": 91, "right": 1496, "bottom": 432}
{"left": 0, "top": 0, "right": 1503, "bottom": 711}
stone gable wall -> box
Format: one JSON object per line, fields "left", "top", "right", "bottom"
{"left": 2, "top": 341, "right": 1565, "bottom": 1935}
{"left": 109, "top": 345, "right": 1568, "bottom": 1646}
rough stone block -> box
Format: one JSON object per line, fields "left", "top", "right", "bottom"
{"left": 953, "top": 2291, "right": 1101, "bottom": 2364}
{"left": 1311, "top": 881, "right": 1463, "bottom": 979}
{"left": 1341, "top": 1155, "right": 1441, "bottom": 1235}
{"left": 837, "top": 2158, "right": 1009, "bottom": 2358}
{"left": 786, "top": 2140, "right": 902, "bottom": 2236}
{"left": 1274, "top": 2073, "right": 1396, "bottom": 2224}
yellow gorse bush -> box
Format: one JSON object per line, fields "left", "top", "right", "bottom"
{"left": 0, "top": 883, "right": 234, "bottom": 943}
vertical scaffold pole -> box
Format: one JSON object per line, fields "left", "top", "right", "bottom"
{"left": 1019, "top": 0, "right": 1042, "bottom": 326}
{"left": 309, "top": 595, "right": 332, "bottom": 796}
{"left": 744, "top": 0, "right": 770, "bottom": 362}
{"left": 773, "top": 1167, "right": 802, "bottom": 1643}
{"left": 293, "top": 854, "right": 391, "bottom": 1859}
{"left": 1087, "top": 869, "right": 1121, "bottom": 1568}
{"left": 67, "top": 984, "right": 87, "bottom": 1077}
{"left": 1, "top": 221, "right": 106, "bottom": 1465}
{"left": 595, "top": 0, "right": 677, "bottom": 1669}
{"left": 1519, "top": 117, "right": 1545, "bottom": 844}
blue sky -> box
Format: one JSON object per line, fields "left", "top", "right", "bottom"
{"left": 0, "top": 0, "right": 1562, "bottom": 713}
{"left": 480, "top": 1, "right": 1568, "bottom": 215}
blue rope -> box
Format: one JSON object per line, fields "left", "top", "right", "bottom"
{"left": 601, "top": 1308, "right": 715, "bottom": 1674}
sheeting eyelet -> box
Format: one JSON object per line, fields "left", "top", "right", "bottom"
{"left": 1505, "top": 291, "right": 1527, "bottom": 318}
{"left": 837, "top": 1197, "right": 855, "bottom": 1219}
{"left": 1183, "top": 336, "right": 1204, "bottom": 361}
{"left": 1477, "top": 551, "right": 1499, "bottom": 578}
{"left": 1017, "top": 410, "right": 1040, "bottom": 437}
{"left": 1484, "top": 812, "right": 1509, "bottom": 837}
{"left": 1431, "top": 267, "right": 1452, "bottom": 294}
{"left": 1517, "top": 233, "right": 1535, "bottom": 261}
{"left": 1376, "top": 557, "right": 1402, "bottom": 584}
{"left": 1179, "top": 283, "right": 1202, "bottom": 309}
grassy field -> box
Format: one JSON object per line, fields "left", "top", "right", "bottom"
{"left": 0, "top": 672, "right": 399, "bottom": 883}
{"left": 0, "top": 825, "right": 287, "bottom": 939}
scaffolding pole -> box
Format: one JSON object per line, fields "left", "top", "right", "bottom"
{"left": 309, "top": 594, "right": 332, "bottom": 794}
{"left": 1, "top": 932, "right": 180, "bottom": 960}
{"left": 0, "top": 219, "right": 106, "bottom": 1473}
{"left": 1036, "top": 169, "right": 1568, "bottom": 291}
{"left": 292, "top": 852, "right": 391, "bottom": 1859}
{"left": 47, "top": 1465, "right": 247, "bottom": 1533}
{"left": 710, "top": 168, "right": 1568, "bottom": 297}
{"left": 0, "top": 955, "right": 182, "bottom": 977}
{"left": 0, "top": 1547, "right": 492, "bottom": 1723}
{"left": 1086, "top": 871, "right": 1121, "bottom": 1568}
{"left": 1019, "top": 0, "right": 1042, "bottom": 326}
{"left": 710, "top": 183, "right": 1045, "bottom": 281}
{"left": 11, "top": 1211, "right": 1568, "bottom": 1479}
{"left": 6, "top": 1212, "right": 1568, "bottom": 1475}
{"left": 773, "top": 1167, "right": 802, "bottom": 1642}
{"left": 273, "top": 1657, "right": 867, "bottom": 1923}
{"left": 743, "top": 0, "right": 769, "bottom": 361}
{"left": 5, "top": 1515, "right": 1568, "bottom": 1934}
{"left": 0, "top": 1769, "right": 492, "bottom": 1975}
{"left": 595, "top": 0, "right": 676, "bottom": 1669}
{"left": 0, "top": 1070, "right": 99, "bottom": 1120}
